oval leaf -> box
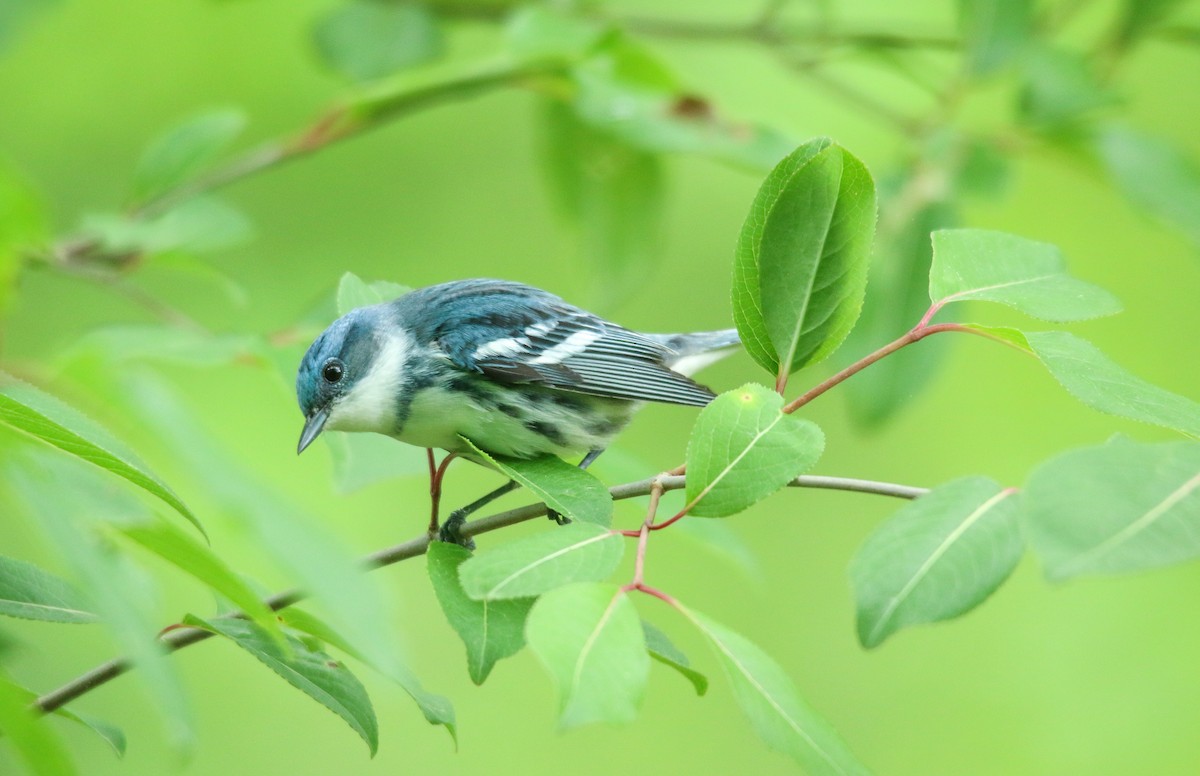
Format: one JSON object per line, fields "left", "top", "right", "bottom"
{"left": 459, "top": 522, "right": 623, "bottom": 600}
{"left": 684, "top": 608, "right": 871, "bottom": 775}
{"left": 0, "top": 375, "right": 204, "bottom": 537}
{"left": 313, "top": 0, "right": 443, "bottom": 83}
{"left": 1095, "top": 124, "right": 1200, "bottom": 247}
{"left": 929, "top": 229, "right": 1120, "bottom": 321}
{"left": 685, "top": 384, "right": 825, "bottom": 517}
{"left": 0, "top": 554, "right": 97, "bottom": 624}
{"left": 184, "top": 616, "right": 379, "bottom": 756}
{"left": 427, "top": 542, "right": 534, "bottom": 685}
{"left": 734, "top": 138, "right": 877, "bottom": 379}
{"left": 0, "top": 669, "right": 75, "bottom": 776}
{"left": 131, "top": 109, "right": 244, "bottom": 205}
{"left": 849, "top": 476, "right": 1022, "bottom": 648}
{"left": 461, "top": 437, "right": 613, "bottom": 526}
{"left": 1024, "top": 437, "right": 1200, "bottom": 579}
{"left": 525, "top": 583, "right": 649, "bottom": 729}
{"left": 959, "top": 0, "right": 1033, "bottom": 76}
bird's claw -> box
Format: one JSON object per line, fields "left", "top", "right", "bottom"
{"left": 546, "top": 509, "right": 571, "bottom": 526}
{"left": 437, "top": 511, "right": 476, "bottom": 550}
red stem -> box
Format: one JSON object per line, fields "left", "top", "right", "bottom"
{"left": 426, "top": 450, "right": 457, "bottom": 534}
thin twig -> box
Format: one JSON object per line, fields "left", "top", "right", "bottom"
{"left": 32, "top": 471, "right": 924, "bottom": 716}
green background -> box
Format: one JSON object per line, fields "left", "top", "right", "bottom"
{"left": 3, "top": 0, "right": 1200, "bottom": 773}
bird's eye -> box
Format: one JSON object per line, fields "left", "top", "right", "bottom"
{"left": 322, "top": 361, "right": 344, "bottom": 383}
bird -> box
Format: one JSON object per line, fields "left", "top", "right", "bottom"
{"left": 295, "top": 278, "right": 740, "bottom": 543}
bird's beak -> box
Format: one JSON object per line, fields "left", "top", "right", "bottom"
{"left": 297, "top": 406, "right": 330, "bottom": 455}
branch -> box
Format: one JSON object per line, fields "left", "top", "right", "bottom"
{"left": 33, "top": 472, "right": 925, "bottom": 716}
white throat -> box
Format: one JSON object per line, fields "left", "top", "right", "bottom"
{"left": 325, "top": 332, "right": 412, "bottom": 434}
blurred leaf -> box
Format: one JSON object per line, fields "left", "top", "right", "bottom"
{"left": 114, "top": 371, "right": 404, "bottom": 680}
{"left": 323, "top": 431, "right": 428, "bottom": 494}
{"left": 1115, "top": 0, "right": 1188, "bottom": 48}
{"left": 0, "top": 668, "right": 74, "bottom": 776}
{"left": 642, "top": 621, "right": 707, "bottom": 696}
{"left": 1019, "top": 46, "right": 1116, "bottom": 130}
{"left": 142, "top": 251, "right": 249, "bottom": 308}
{"left": 685, "top": 384, "right": 824, "bottom": 517}
{"left": 279, "top": 607, "right": 457, "bottom": 744}
{"left": 130, "top": 109, "right": 245, "bottom": 205}
{"left": 685, "top": 608, "right": 870, "bottom": 775}
{"left": 6, "top": 455, "right": 194, "bottom": 750}
{"left": 507, "top": 5, "right": 604, "bottom": 62}
{"left": 1024, "top": 437, "right": 1200, "bottom": 578}
{"left": 427, "top": 541, "right": 533, "bottom": 684}
{"left": 958, "top": 0, "right": 1032, "bottom": 77}
{"left": 0, "top": 160, "right": 47, "bottom": 313}
{"left": 335, "top": 271, "right": 410, "bottom": 315}
{"left": 59, "top": 325, "right": 258, "bottom": 369}
{"left": 845, "top": 167, "right": 957, "bottom": 427}
{"left": 540, "top": 99, "right": 663, "bottom": 297}
{"left": 570, "top": 34, "right": 794, "bottom": 171}
{"left": 850, "top": 477, "right": 1021, "bottom": 648}
{"left": 956, "top": 139, "right": 1011, "bottom": 200}
{"left": 313, "top": 1, "right": 443, "bottom": 83}
{"left": 460, "top": 438, "right": 613, "bottom": 526}
{"left": 733, "top": 138, "right": 877, "bottom": 379}
{"left": 1024, "top": 330, "right": 1200, "bottom": 438}
{"left": 1095, "top": 124, "right": 1200, "bottom": 247}
{"left": 82, "top": 196, "right": 252, "bottom": 256}
{"left": 459, "top": 522, "right": 623, "bottom": 600}
{"left": 114, "top": 521, "right": 284, "bottom": 646}
{"left": 184, "top": 615, "right": 378, "bottom": 755}
{"left": 674, "top": 517, "right": 762, "bottom": 581}
{"left": 0, "top": 0, "right": 57, "bottom": 55}
{"left": 0, "top": 554, "right": 97, "bottom": 624}
{"left": 525, "top": 583, "right": 648, "bottom": 728}
{"left": 6, "top": 681, "right": 127, "bottom": 758}
{"left": 0, "top": 374, "right": 204, "bottom": 537}
{"left": 929, "top": 229, "right": 1121, "bottom": 321}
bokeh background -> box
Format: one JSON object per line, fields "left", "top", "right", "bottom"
{"left": 2, "top": 0, "right": 1200, "bottom": 773}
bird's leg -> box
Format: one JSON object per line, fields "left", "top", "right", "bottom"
{"left": 546, "top": 448, "right": 606, "bottom": 526}
{"left": 426, "top": 450, "right": 458, "bottom": 536}
{"left": 438, "top": 479, "right": 521, "bottom": 550}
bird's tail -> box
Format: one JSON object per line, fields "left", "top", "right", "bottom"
{"left": 650, "top": 329, "right": 741, "bottom": 377}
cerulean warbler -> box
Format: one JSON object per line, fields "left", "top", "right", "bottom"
{"left": 295, "top": 279, "right": 739, "bottom": 537}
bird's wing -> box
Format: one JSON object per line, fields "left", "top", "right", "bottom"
{"left": 416, "top": 281, "right": 717, "bottom": 407}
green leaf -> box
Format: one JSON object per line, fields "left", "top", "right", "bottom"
{"left": 733, "top": 138, "right": 877, "bottom": 378}
{"left": 1024, "top": 330, "right": 1200, "bottom": 438}
{"left": 849, "top": 477, "right": 1021, "bottom": 648}
{"left": 958, "top": 0, "right": 1033, "bottom": 77}
{"left": 684, "top": 608, "right": 870, "bottom": 775}
{"left": 0, "top": 159, "right": 47, "bottom": 313}
{"left": 507, "top": 5, "right": 604, "bottom": 62}
{"left": 459, "top": 522, "right": 623, "bottom": 600}
{"left": 4, "top": 680, "right": 127, "bottom": 758}
{"left": 929, "top": 229, "right": 1120, "bottom": 321}
{"left": 525, "top": 583, "right": 648, "bottom": 728}
{"left": 539, "top": 99, "right": 663, "bottom": 301}
{"left": 114, "top": 520, "right": 284, "bottom": 646}
{"left": 845, "top": 167, "right": 958, "bottom": 427}
{"left": 323, "top": 430, "right": 428, "bottom": 495}
{"left": 1115, "top": 0, "right": 1187, "bottom": 48}
{"left": 131, "top": 109, "right": 245, "bottom": 205}
{"left": 6, "top": 454, "right": 194, "bottom": 749}
{"left": 460, "top": 438, "right": 613, "bottom": 526}
{"left": 685, "top": 384, "right": 825, "bottom": 517}
{"left": 427, "top": 542, "right": 534, "bottom": 684}
{"left": 0, "top": 374, "right": 204, "bottom": 538}
{"left": 1024, "top": 437, "right": 1200, "bottom": 578}
{"left": 0, "top": 668, "right": 74, "bottom": 776}
{"left": 59, "top": 325, "right": 258, "bottom": 369}
{"left": 1019, "top": 46, "right": 1115, "bottom": 130}
{"left": 674, "top": 518, "right": 762, "bottom": 581}
{"left": 335, "top": 271, "right": 410, "bottom": 315}
{"left": 279, "top": 607, "right": 456, "bottom": 744}
{"left": 1095, "top": 124, "right": 1200, "bottom": 247}
{"left": 184, "top": 615, "right": 379, "bottom": 755}
{"left": 82, "top": 196, "right": 252, "bottom": 256}
{"left": 313, "top": 1, "right": 443, "bottom": 83}
{"left": 642, "top": 621, "right": 707, "bottom": 696}
{"left": 0, "top": 554, "right": 97, "bottom": 623}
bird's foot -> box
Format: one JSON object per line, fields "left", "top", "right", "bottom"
{"left": 546, "top": 509, "right": 572, "bottom": 526}
{"left": 437, "top": 510, "right": 476, "bottom": 550}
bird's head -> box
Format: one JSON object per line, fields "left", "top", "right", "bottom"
{"left": 295, "top": 305, "right": 409, "bottom": 454}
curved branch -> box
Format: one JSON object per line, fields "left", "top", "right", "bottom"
{"left": 32, "top": 472, "right": 924, "bottom": 715}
